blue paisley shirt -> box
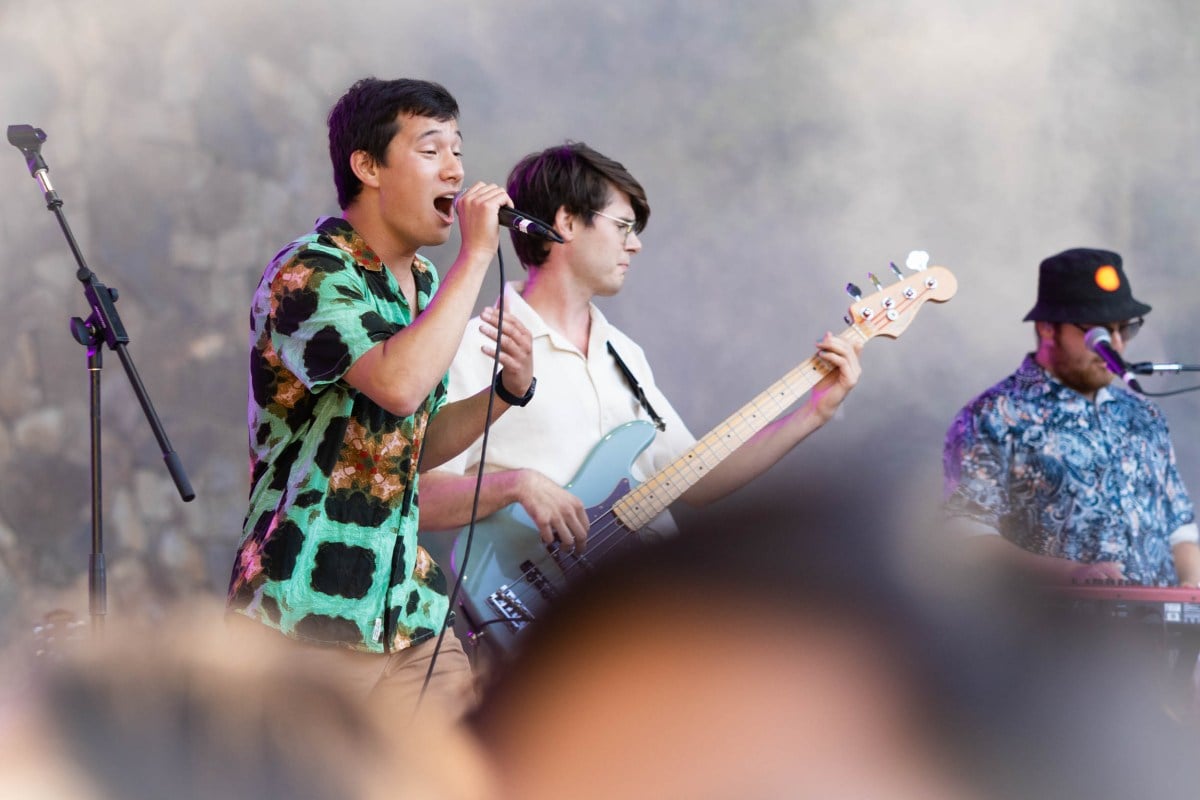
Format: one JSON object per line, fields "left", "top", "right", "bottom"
{"left": 943, "top": 355, "right": 1197, "bottom": 585}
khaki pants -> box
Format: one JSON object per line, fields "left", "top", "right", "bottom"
{"left": 227, "top": 614, "right": 477, "bottom": 725}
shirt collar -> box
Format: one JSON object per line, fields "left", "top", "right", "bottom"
{"left": 315, "top": 216, "right": 433, "bottom": 278}
{"left": 499, "top": 281, "right": 610, "bottom": 353}
{"left": 1018, "top": 353, "right": 1118, "bottom": 405}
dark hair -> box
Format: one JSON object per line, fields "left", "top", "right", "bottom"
{"left": 505, "top": 141, "right": 650, "bottom": 267}
{"left": 327, "top": 77, "right": 459, "bottom": 210}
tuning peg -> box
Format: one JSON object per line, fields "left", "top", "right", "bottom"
{"left": 845, "top": 282, "right": 862, "bottom": 301}
{"left": 905, "top": 250, "right": 930, "bottom": 271}
{"left": 889, "top": 261, "right": 903, "bottom": 279}
{"left": 868, "top": 272, "right": 884, "bottom": 291}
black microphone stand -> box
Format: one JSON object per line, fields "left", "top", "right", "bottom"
{"left": 7, "top": 124, "right": 194, "bottom": 636}
{"left": 1127, "top": 361, "right": 1200, "bottom": 399}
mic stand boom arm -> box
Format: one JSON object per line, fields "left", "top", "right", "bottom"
{"left": 1129, "top": 362, "right": 1200, "bottom": 374}
{"left": 7, "top": 124, "right": 194, "bottom": 635}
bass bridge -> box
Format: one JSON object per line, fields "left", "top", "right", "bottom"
{"left": 485, "top": 559, "right": 560, "bottom": 632}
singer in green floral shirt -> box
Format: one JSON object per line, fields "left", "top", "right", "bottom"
{"left": 225, "top": 78, "right": 536, "bottom": 723}
{"left": 228, "top": 215, "right": 451, "bottom": 653}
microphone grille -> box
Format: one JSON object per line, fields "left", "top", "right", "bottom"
{"left": 1083, "top": 326, "right": 1112, "bottom": 350}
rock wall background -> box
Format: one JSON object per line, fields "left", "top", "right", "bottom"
{"left": 2, "top": 0, "right": 1200, "bottom": 637}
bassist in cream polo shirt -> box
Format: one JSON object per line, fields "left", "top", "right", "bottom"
{"left": 419, "top": 142, "right": 861, "bottom": 560}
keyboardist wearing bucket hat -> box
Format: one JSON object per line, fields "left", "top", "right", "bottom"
{"left": 942, "top": 247, "right": 1200, "bottom": 587}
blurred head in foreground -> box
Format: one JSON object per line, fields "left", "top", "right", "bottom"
{"left": 471, "top": 483, "right": 1200, "bottom": 800}
{"left": 0, "top": 600, "right": 494, "bottom": 800}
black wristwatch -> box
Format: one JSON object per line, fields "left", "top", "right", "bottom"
{"left": 494, "top": 370, "right": 536, "bottom": 407}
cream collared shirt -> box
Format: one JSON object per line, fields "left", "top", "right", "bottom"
{"left": 436, "top": 282, "right": 697, "bottom": 536}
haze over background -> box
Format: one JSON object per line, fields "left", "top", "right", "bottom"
{"left": 2, "top": 0, "right": 1199, "bottom": 634}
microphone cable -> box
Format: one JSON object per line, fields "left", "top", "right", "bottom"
{"left": 415, "top": 244, "right": 508, "bottom": 715}
{"left": 1122, "top": 359, "right": 1200, "bottom": 398}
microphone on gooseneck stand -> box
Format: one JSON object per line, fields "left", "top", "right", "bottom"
{"left": 1084, "top": 327, "right": 1143, "bottom": 394}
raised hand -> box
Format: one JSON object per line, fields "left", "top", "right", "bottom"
{"left": 454, "top": 181, "right": 512, "bottom": 260}
{"left": 478, "top": 305, "right": 534, "bottom": 401}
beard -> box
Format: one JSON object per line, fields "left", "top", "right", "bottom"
{"left": 1046, "top": 345, "right": 1114, "bottom": 396}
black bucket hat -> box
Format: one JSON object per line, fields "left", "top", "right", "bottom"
{"left": 1023, "top": 247, "right": 1152, "bottom": 323}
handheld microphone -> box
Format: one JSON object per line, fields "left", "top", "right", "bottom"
{"left": 1084, "top": 327, "right": 1143, "bottom": 393}
{"left": 498, "top": 206, "right": 563, "bottom": 244}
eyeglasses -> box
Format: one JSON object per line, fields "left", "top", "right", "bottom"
{"left": 1071, "top": 317, "right": 1145, "bottom": 342}
{"left": 589, "top": 209, "right": 638, "bottom": 244}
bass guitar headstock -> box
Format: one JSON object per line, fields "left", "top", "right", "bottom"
{"left": 843, "top": 250, "right": 957, "bottom": 341}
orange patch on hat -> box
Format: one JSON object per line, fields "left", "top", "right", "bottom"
{"left": 1094, "top": 265, "right": 1121, "bottom": 292}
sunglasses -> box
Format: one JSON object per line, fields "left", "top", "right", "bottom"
{"left": 1071, "top": 317, "right": 1144, "bottom": 342}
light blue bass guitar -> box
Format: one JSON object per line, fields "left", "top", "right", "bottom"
{"left": 448, "top": 259, "right": 957, "bottom": 658}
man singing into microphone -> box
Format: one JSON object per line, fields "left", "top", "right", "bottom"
{"left": 943, "top": 247, "right": 1200, "bottom": 586}
{"left": 225, "top": 77, "right": 538, "bottom": 722}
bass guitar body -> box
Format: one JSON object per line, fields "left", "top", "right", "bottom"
{"left": 449, "top": 420, "right": 657, "bottom": 656}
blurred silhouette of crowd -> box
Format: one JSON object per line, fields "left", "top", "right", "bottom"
{"left": 2, "top": 478, "right": 1198, "bottom": 799}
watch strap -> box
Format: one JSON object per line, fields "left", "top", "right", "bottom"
{"left": 494, "top": 370, "right": 536, "bottom": 407}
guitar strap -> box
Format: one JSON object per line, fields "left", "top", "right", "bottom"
{"left": 606, "top": 340, "right": 667, "bottom": 431}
